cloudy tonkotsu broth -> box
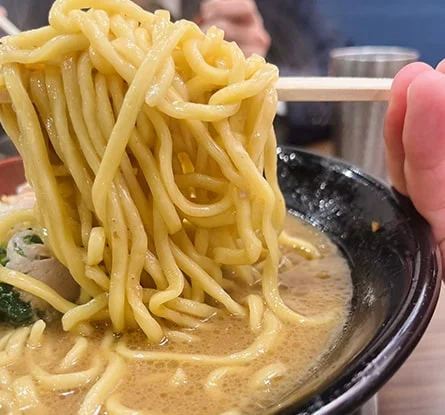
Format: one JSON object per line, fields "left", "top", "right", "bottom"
{"left": 0, "top": 2, "right": 353, "bottom": 413}
{"left": 0, "top": 216, "right": 352, "bottom": 415}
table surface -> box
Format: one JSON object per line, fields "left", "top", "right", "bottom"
{"left": 379, "top": 289, "right": 445, "bottom": 415}
{"left": 304, "top": 140, "right": 445, "bottom": 415}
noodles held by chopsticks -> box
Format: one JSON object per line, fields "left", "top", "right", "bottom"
{"left": 0, "top": 0, "right": 321, "bottom": 345}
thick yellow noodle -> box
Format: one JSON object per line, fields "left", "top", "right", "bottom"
{"left": 0, "top": 1, "right": 326, "bottom": 413}
{"left": 0, "top": 0, "right": 310, "bottom": 338}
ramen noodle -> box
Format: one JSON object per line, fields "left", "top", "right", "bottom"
{"left": 0, "top": 1, "right": 352, "bottom": 413}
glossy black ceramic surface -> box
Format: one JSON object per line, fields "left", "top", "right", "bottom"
{"left": 270, "top": 147, "right": 442, "bottom": 415}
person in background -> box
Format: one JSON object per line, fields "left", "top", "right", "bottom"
{"left": 384, "top": 61, "right": 445, "bottom": 279}
{"left": 0, "top": 0, "right": 345, "bottom": 147}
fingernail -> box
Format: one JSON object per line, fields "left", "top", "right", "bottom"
{"left": 406, "top": 84, "right": 413, "bottom": 103}
{"left": 436, "top": 59, "right": 445, "bottom": 74}
{"left": 387, "top": 86, "right": 396, "bottom": 112}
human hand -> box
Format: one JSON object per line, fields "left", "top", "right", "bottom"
{"left": 384, "top": 62, "right": 445, "bottom": 278}
{"left": 199, "top": 0, "right": 271, "bottom": 58}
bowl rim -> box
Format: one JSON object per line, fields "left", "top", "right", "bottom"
{"left": 0, "top": 155, "right": 22, "bottom": 166}
{"left": 276, "top": 147, "right": 442, "bottom": 415}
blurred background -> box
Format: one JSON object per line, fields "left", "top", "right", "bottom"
{"left": 1, "top": 1, "right": 443, "bottom": 66}
{"left": 318, "top": 0, "right": 444, "bottom": 67}
{"left": 0, "top": 0, "right": 444, "bottom": 159}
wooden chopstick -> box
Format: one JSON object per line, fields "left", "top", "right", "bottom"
{"left": 0, "top": 15, "right": 20, "bottom": 36}
{"left": 276, "top": 77, "right": 392, "bottom": 102}
{"left": 0, "top": 15, "right": 392, "bottom": 104}
{"left": 0, "top": 76, "right": 393, "bottom": 104}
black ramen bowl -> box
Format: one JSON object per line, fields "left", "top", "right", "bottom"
{"left": 271, "top": 146, "right": 442, "bottom": 415}
{"left": 0, "top": 149, "right": 441, "bottom": 415}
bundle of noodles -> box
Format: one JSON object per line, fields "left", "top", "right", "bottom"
{"left": 0, "top": 0, "right": 315, "bottom": 342}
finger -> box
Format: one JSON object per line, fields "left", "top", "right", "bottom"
{"left": 402, "top": 70, "right": 445, "bottom": 244}
{"left": 436, "top": 58, "right": 445, "bottom": 73}
{"left": 384, "top": 62, "right": 433, "bottom": 194}
{"left": 201, "top": 0, "right": 256, "bottom": 23}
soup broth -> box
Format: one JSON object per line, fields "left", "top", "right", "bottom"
{"left": 0, "top": 216, "right": 352, "bottom": 414}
